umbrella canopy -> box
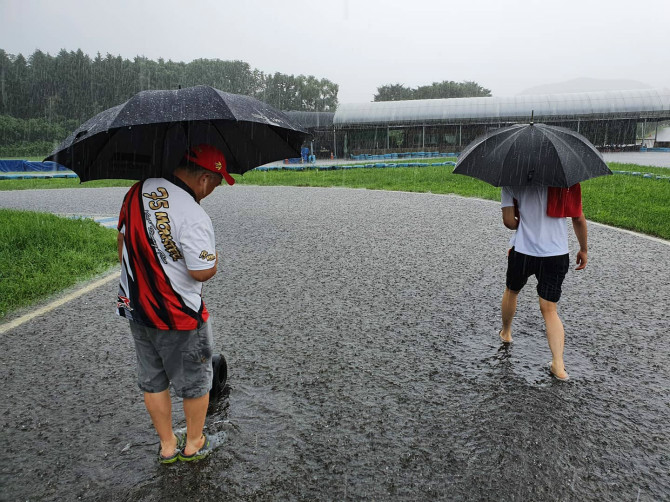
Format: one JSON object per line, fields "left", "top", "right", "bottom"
{"left": 45, "top": 85, "right": 309, "bottom": 181}
{"left": 453, "top": 123, "right": 612, "bottom": 187}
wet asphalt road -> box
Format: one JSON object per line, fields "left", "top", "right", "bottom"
{"left": 601, "top": 151, "right": 670, "bottom": 168}
{"left": 1, "top": 185, "right": 669, "bottom": 501}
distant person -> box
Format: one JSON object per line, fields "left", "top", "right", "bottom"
{"left": 116, "top": 144, "right": 234, "bottom": 462}
{"left": 499, "top": 184, "right": 588, "bottom": 381}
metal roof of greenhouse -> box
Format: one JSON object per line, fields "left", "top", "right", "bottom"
{"left": 285, "top": 111, "right": 334, "bottom": 129}
{"left": 333, "top": 88, "right": 670, "bottom": 126}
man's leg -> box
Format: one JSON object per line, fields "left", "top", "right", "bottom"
{"left": 144, "top": 389, "right": 178, "bottom": 457}
{"left": 539, "top": 298, "right": 568, "bottom": 379}
{"left": 182, "top": 393, "right": 209, "bottom": 455}
{"left": 500, "top": 287, "right": 518, "bottom": 342}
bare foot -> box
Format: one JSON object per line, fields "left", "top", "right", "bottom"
{"left": 499, "top": 329, "right": 513, "bottom": 344}
{"left": 550, "top": 362, "right": 570, "bottom": 381}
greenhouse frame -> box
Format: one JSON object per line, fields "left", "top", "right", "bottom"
{"left": 292, "top": 88, "right": 670, "bottom": 158}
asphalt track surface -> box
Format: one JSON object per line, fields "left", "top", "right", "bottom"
{"left": 601, "top": 151, "right": 670, "bottom": 168}
{"left": 1, "top": 185, "right": 669, "bottom": 501}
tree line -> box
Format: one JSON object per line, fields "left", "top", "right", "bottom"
{"left": 0, "top": 48, "right": 340, "bottom": 156}
{"left": 0, "top": 48, "right": 340, "bottom": 121}
{"left": 374, "top": 81, "right": 491, "bottom": 101}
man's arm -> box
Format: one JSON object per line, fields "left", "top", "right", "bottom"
{"left": 188, "top": 253, "right": 218, "bottom": 282}
{"left": 502, "top": 206, "right": 519, "bottom": 230}
{"left": 571, "top": 214, "right": 588, "bottom": 270}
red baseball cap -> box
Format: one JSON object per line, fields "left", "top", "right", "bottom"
{"left": 185, "top": 144, "right": 235, "bottom": 185}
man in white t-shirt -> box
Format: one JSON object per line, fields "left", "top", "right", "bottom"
{"left": 499, "top": 185, "right": 588, "bottom": 381}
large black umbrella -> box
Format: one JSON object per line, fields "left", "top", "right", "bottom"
{"left": 453, "top": 122, "right": 612, "bottom": 187}
{"left": 45, "top": 85, "right": 308, "bottom": 181}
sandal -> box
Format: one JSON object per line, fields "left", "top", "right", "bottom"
{"left": 178, "top": 434, "right": 213, "bottom": 462}
{"left": 158, "top": 433, "right": 185, "bottom": 464}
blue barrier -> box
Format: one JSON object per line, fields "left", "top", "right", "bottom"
{"left": 0, "top": 172, "right": 78, "bottom": 180}
{"left": 252, "top": 159, "right": 459, "bottom": 174}
{"left": 0, "top": 160, "right": 71, "bottom": 173}
{"left": 612, "top": 170, "right": 670, "bottom": 181}
{"left": 350, "top": 151, "right": 459, "bottom": 161}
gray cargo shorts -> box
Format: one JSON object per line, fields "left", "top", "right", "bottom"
{"left": 129, "top": 319, "right": 214, "bottom": 399}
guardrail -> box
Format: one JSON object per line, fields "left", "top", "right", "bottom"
{"left": 350, "top": 152, "right": 459, "bottom": 161}
{"left": 611, "top": 170, "right": 670, "bottom": 181}
{"left": 255, "top": 160, "right": 457, "bottom": 172}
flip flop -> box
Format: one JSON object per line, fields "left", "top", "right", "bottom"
{"left": 178, "top": 434, "right": 214, "bottom": 462}
{"left": 158, "top": 433, "right": 185, "bottom": 464}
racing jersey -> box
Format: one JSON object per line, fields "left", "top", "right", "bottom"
{"left": 116, "top": 177, "right": 216, "bottom": 330}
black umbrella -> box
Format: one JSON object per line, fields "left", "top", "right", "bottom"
{"left": 45, "top": 85, "right": 309, "bottom": 181}
{"left": 453, "top": 122, "right": 612, "bottom": 187}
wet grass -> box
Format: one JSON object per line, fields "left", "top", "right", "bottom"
{"left": 239, "top": 161, "right": 501, "bottom": 200}
{"left": 0, "top": 178, "right": 135, "bottom": 190}
{"left": 0, "top": 209, "right": 118, "bottom": 319}
{"left": 582, "top": 164, "right": 670, "bottom": 239}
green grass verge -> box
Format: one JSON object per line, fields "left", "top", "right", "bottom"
{"left": 1, "top": 156, "right": 46, "bottom": 161}
{"left": 0, "top": 209, "right": 118, "bottom": 319}
{"left": 0, "top": 178, "right": 135, "bottom": 190}
{"left": 238, "top": 161, "right": 501, "bottom": 199}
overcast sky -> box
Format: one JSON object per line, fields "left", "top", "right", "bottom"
{"left": 2, "top": 0, "right": 669, "bottom": 103}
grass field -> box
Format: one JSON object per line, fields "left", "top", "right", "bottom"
{"left": 0, "top": 209, "right": 118, "bottom": 319}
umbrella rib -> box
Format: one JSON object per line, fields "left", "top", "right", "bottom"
{"left": 211, "top": 121, "right": 240, "bottom": 172}
{"left": 540, "top": 126, "right": 602, "bottom": 184}
{"left": 157, "top": 123, "right": 171, "bottom": 177}
{"left": 86, "top": 127, "right": 126, "bottom": 181}
{"left": 492, "top": 128, "right": 525, "bottom": 186}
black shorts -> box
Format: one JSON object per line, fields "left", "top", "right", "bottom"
{"left": 506, "top": 247, "right": 569, "bottom": 303}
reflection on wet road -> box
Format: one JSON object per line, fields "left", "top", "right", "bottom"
{"left": 1, "top": 186, "right": 668, "bottom": 501}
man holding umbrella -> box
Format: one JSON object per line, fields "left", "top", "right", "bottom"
{"left": 453, "top": 120, "right": 611, "bottom": 381}
{"left": 45, "top": 85, "right": 307, "bottom": 461}
{"left": 499, "top": 185, "right": 588, "bottom": 381}
{"left": 116, "top": 144, "right": 233, "bottom": 462}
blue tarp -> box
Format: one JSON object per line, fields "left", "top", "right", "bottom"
{"left": 0, "top": 160, "right": 70, "bottom": 173}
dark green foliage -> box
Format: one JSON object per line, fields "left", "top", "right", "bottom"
{"left": 0, "top": 48, "right": 339, "bottom": 120}
{"left": 374, "top": 80, "right": 492, "bottom": 101}
{"left": 0, "top": 115, "right": 80, "bottom": 156}
{"left": 0, "top": 47, "right": 339, "bottom": 157}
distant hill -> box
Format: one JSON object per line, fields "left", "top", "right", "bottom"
{"left": 518, "top": 78, "right": 653, "bottom": 95}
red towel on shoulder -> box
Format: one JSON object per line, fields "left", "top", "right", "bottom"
{"left": 547, "top": 183, "right": 582, "bottom": 218}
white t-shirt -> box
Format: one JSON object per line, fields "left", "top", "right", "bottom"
{"left": 501, "top": 186, "right": 568, "bottom": 257}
